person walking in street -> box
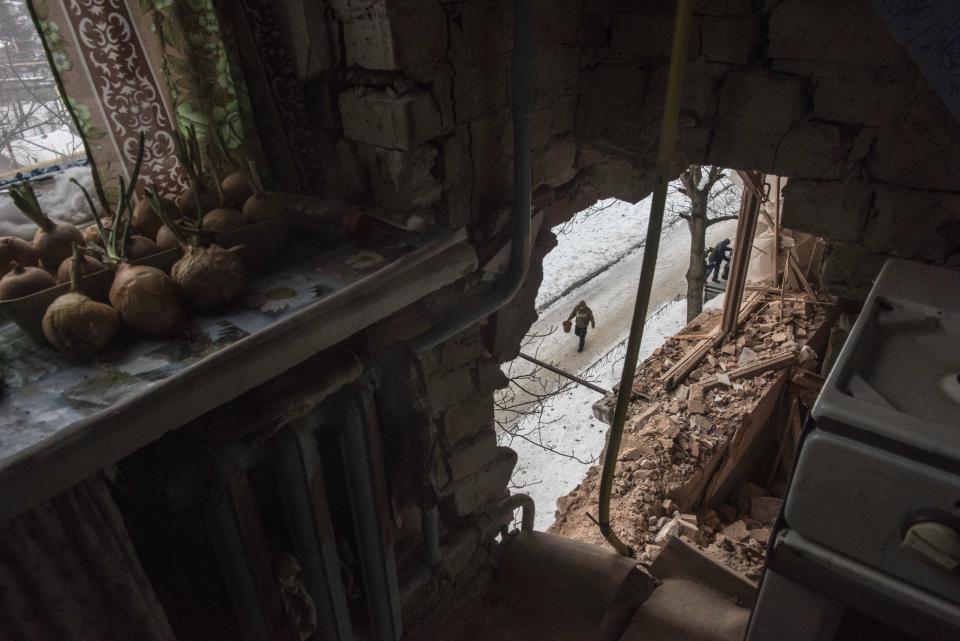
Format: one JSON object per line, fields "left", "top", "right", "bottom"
{"left": 704, "top": 238, "right": 732, "bottom": 283}
{"left": 568, "top": 300, "right": 596, "bottom": 353}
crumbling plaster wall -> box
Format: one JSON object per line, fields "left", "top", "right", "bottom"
{"left": 575, "top": 0, "right": 960, "bottom": 298}
{"left": 270, "top": 0, "right": 959, "bottom": 623}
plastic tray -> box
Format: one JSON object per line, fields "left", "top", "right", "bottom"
{"left": 0, "top": 215, "right": 291, "bottom": 343}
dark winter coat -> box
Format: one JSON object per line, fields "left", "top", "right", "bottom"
{"left": 709, "top": 240, "right": 732, "bottom": 264}
{"left": 568, "top": 303, "right": 596, "bottom": 330}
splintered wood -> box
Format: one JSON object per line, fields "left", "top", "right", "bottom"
{"left": 553, "top": 286, "right": 832, "bottom": 581}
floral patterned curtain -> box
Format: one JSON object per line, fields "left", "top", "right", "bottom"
{"left": 26, "top": 0, "right": 257, "bottom": 205}
{"left": 0, "top": 476, "right": 176, "bottom": 641}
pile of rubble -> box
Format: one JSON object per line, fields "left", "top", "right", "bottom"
{"left": 550, "top": 293, "right": 831, "bottom": 581}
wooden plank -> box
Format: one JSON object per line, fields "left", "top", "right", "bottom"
{"left": 660, "top": 292, "right": 764, "bottom": 391}
{"left": 669, "top": 333, "right": 714, "bottom": 341}
{"left": 774, "top": 175, "right": 782, "bottom": 287}
{"left": 720, "top": 171, "right": 764, "bottom": 338}
{"left": 702, "top": 350, "right": 797, "bottom": 391}
{"left": 788, "top": 251, "right": 818, "bottom": 301}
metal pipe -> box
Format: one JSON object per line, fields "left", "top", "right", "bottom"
{"left": 518, "top": 351, "right": 610, "bottom": 395}
{"left": 596, "top": 0, "right": 695, "bottom": 558}
{"left": 410, "top": 0, "right": 535, "bottom": 353}
{"left": 340, "top": 391, "right": 403, "bottom": 641}
{"left": 421, "top": 505, "right": 442, "bottom": 569}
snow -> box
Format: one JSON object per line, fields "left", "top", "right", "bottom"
{"left": 499, "top": 186, "right": 740, "bottom": 531}
{"left": 504, "top": 295, "right": 724, "bottom": 530}
{"left": 0, "top": 165, "right": 96, "bottom": 238}
{"left": 536, "top": 192, "right": 687, "bottom": 310}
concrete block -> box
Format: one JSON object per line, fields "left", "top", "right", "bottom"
{"left": 362, "top": 144, "right": 442, "bottom": 211}
{"left": 702, "top": 15, "right": 760, "bottom": 64}
{"left": 709, "top": 70, "right": 806, "bottom": 169}
{"left": 448, "top": 0, "right": 513, "bottom": 62}
{"left": 341, "top": 6, "right": 446, "bottom": 70}
{"left": 428, "top": 365, "right": 478, "bottom": 412}
{"left": 535, "top": 45, "right": 579, "bottom": 97}
{"left": 781, "top": 179, "right": 871, "bottom": 243}
{"left": 445, "top": 447, "right": 517, "bottom": 516}
{"left": 438, "top": 326, "right": 486, "bottom": 371}
{"left": 820, "top": 241, "right": 888, "bottom": 300}
{"left": 470, "top": 110, "right": 514, "bottom": 204}
{"left": 441, "top": 126, "right": 472, "bottom": 184}
{"left": 477, "top": 363, "right": 509, "bottom": 393}
{"left": 441, "top": 393, "right": 496, "bottom": 445}
{"left": 440, "top": 530, "right": 480, "bottom": 578}
{"left": 610, "top": 12, "right": 700, "bottom": 59}
{"left": 454, "top": 64, "right": 509, "bottom": 122}
{"left": 534, "top": 138, "right": 577, "bottom": 188}
{"left": 535, "top": 0, "right": 580, "bottom": 45}
{"left": 448, "top": 429, "right": 498, "bottom": 481}
{"left": 339, "top": 88, "right": 442, "bottom": 150}
{"left": 865, "top": 187, "right": 960, "bottom": 262}
{"left": 774, "top": 122, "right": 847, "bottom": 180}
{"left": 438, "top": 183, "right": 472, "bottom": 229}
{"left": 768, "top": 0, "right": 909, "bottom": 68}
{"left": 868, "top": 125, "right": 960, "bottom": 192}
{"left": 813, "top": 78, "right": 913, "bottom": 127}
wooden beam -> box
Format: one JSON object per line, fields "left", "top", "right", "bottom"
{"left": 660, "top": 292, "right": 764, "bottom": 390}
{"left": 702, "top": 350, "right": 797, "bottom": 391}
{"left": 720, "top": 171, "right": 764, "bottom": 338}
{"left": 773, "top": 175, "right": 782, "bottom": 287}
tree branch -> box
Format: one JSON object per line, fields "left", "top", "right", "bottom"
{"left": 705, "top": 214, "right": 740, "bottom": 226}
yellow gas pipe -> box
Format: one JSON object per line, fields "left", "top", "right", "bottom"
{"left": 597, "top": 0, "right": 695, "bottom": 557}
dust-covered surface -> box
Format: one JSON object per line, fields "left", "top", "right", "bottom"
{"left": 550, "top": 293, "right": 830, "bottom": 581}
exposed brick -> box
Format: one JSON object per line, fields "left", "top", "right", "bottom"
{"left": 868, "top": 125, "right": 960, "bottom": 192}
{"left": 440, "top": 529, "right": 481, "bottom": 578}
{"left": 708, "top": 70, "right": 806, "bottom": 169}
{"left": 768, "top": 0, "right": 909, "bottom": 68}
{"left": 701, "top": 15, "right": 760, "bottom": 64}
{"left": 534, "top": 138, "right": 577, "bottom": 188}
{"left": 445, "top": 447, "right": 517, "bottom": 516}
{"left": 477, "top": 362, "right": 509, "bottom": 393}
{"left": 339, "top": 88, "right": 442, "bottom": 150}
{"left": 813, "top": 78, "right": 913, "bottom": 127}
{"left": 441, "top": 393, "right": 495, "bottom": 445}
{"left": 339, "top": 3, "right": 446, "bottom": 69}
{"left": 447, "top": 429, "right": 498, "bottom": 482}
{"left": 428, "top": 365, "right": 478, "bottom": 412}
{"left": 360, "top": 144, "right": 442, "bottom": 212}
{"left": 782, "top": 179, "right": 871, "bottom": 243}
{"left": 774, "top": 123, "right": 847, "bottom": 180}
{"left": 865, "top": 187, "right": 960, "bottom": 262}
{"left": 454, "top": 64, "right": 509, "bottom": 122}
{"left": 609, "top": 12, "right": 700, "bottom": 59}
{"left": 820, "top": 241, "right": 888, "bottom": 300}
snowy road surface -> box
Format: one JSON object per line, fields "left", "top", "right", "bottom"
{"left": 497, "top": 194, "right": 738, "bottom": 530}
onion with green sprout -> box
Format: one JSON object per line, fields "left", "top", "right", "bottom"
{"left": 148, "top": 187, "right": 246, "bottom": 309}
{"left": 75, "top": 138, "right": 186, "bottom": 335}
{"left": 42, "top": 244, "right": 119, "bottom": 357}
{"left": 9, "top": 181, "right": 84, "bottom": 269}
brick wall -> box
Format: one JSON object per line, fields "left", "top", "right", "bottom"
{"left": 267, "top": 0, "right": 960, "bottom": 623}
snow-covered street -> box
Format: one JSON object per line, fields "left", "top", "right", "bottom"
{"left": 498, "top": 193, "right": 738, "bottom": 530}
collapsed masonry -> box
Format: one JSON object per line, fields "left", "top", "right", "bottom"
{"left": 552, "top": 287, "right": 835, "bottom": 581}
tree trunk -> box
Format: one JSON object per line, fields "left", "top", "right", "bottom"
{"left": 685, "top": 193, "right": 708, "bottom": 322}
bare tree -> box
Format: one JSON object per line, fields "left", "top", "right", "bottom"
{"left": 495, "top": 327, "right": 600, "bottom": 466}
{"left": 669, "top": 165, "right": 741, "bottom": 322}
